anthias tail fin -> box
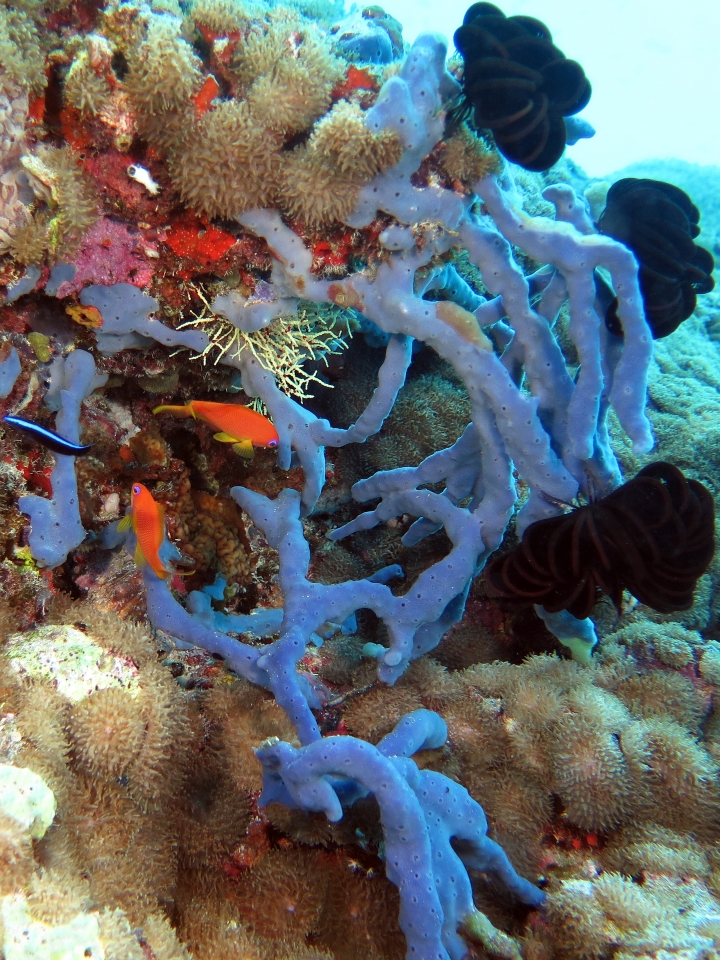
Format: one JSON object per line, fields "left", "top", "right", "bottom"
{"left": 233, "top": 439, "right": 254, "bottom": 459}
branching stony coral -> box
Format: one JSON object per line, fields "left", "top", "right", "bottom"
{"left": 181, "top": 290, "right": 353, "bottom": 401}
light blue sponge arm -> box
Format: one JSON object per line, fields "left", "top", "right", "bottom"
{"left": 18, "top": 350, "right": 97, "bottom": 569}
{"left": 0, "top": 346, "right": 21, "bottom": 398}
{"left": 377, "top": 708, "right": 448, "bottom": 757}
{"left": 311, "top": 333, "right": 413, "bottom": 447}
{"left": 142, "top": 567, "right": 269, "bottom": 686}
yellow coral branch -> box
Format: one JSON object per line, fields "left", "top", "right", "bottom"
{"left": 177, "top": 288, "right": 353, "bottom": 401}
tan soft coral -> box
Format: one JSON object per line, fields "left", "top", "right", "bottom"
{"left": 168, "top": 13, "right": 344, "bottom": 220}
{"left": 234, "top": 847, "right": 328, "bottom": 943}
{"left": 549, "top": 710, "right": 634, "bottom": 831}
{"left": 186, "top": 0, "right": 254, "bottom": 37}
{"left": 0, "top": 71, "right": 30, "bottom": 254}
{"left": 343, "top": 684, "right": 424, "bottom": 744}
{"left": 438, "top": 123, "right": 501, "bottom": 186}
{"left": 600, "top": 824, "right": 712, "bottom": 881}
{"left": 280, "top": 146, "right": 364, "bottom": 227}
{"left": 24, "top": 869, "right": 92, "bottom": 926}
{"left": 622, "top": 716, "right": 720, "bottom": 838}
{"left": 168, "top": 99, "right": 283, "bottom": 218}
{"left": 316, "top": 859, "right": 405, "bottom": 960}
{"left": 441, "top": 651, "right": 720, "bottom": 853}
{"left": 0, "top": 809, "right": 34, "bottom": 895}
{"left": 0, "top": 6, "right": 45, "bottom": 95}
{"left": 232, "top": 12, "right": 342, "bottom": 131}
{"left": 126, "top": 17, "right": 203, "bottom": 126}
{"left": 279, "top": 100, "right": 403, "bottom": 226}
{"left": 64, "top": 35, "right": 115, "bottom": 117}
{"left": 612, "top": 669, "right": 707, "bottom": 730}
{"left": 177, "top": 900, "right": 262, "bottom": 960}
{"left": 61, "top": 778, "right": 176, "bottom": 922}
{"left": 246, "top": 42, "right": 341, "bottom": 135}
{"left": 202, "top": 680, "right": 297, "bottom": 795}
{"left": 309, "top": 100, "right": 403, "bottom": 180}
{"left": 124, "top": 659, "right": 193, "bottom": 808}
{"left": 465, "top": 768, "right": 551, "bottom": 878}
{"left": 68, "top": 687, "right": 147, "bottom": 778}
{"left": 0, "top": 610, "right": 197, "bottom": 925}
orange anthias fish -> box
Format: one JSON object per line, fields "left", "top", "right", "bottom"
{"left": 152, "top": 400, "right": 279, "bottom": 459}
{"left": 117, "top": 482, "right": 169, "bottom": 579}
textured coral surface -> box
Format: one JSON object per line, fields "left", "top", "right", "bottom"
{"left": 0, "top": 1, "right": 719, "bottom": 959}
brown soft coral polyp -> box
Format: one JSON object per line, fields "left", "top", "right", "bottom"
{"left": 68, "top": 687, "right": 146, "bottom": 778}
{"left": 235, "top": 848, "right": 328, "bottom": 942}
{"left": 168, "top": 100, "right": 282, "bottom": 219}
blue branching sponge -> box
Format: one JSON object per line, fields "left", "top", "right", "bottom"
{"left": 256, "top": 709, "right": 545, "bottom": 960}
{"left": 80, "top": 283, "right": 209, "bottom": 355}
{"left": 18, "top": 350, "right": 105, "bottom": 568}
{"left": 0, "top": 345, "right": 21, "bottom": 398}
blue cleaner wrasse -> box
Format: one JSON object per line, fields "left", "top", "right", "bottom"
{"left": 3, "top": 415, "right": 94, "bottom": 456}
{"left": 152, "top": 400, "right": 279, "bottom": 459}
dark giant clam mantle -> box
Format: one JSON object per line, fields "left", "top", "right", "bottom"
{"left": 452, "top": 2, "right": 591, "bottom": 171}
{"left": 598, "top": 178, "right": 716, "bottom": 339}
{"left": 485, "top": 462, "right": 716, "bottom": 620}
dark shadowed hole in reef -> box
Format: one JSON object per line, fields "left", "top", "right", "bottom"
{"left": 111, "top": 50, "right": 128, "bottom": 80}
{"left": 43, "top": 63, "right": 66, "bottom": 139}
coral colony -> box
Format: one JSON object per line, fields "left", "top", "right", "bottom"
{"left": 0, "top": 0, "right": 718, "bottom": 959}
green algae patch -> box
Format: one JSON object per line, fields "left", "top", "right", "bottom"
{"left": 1, "top": 895, "right": 102, "bottom": 960}
{"left": 0, "top": 764, "right": 55, "bottom": 839}
{"left": 5, "top": 625, "right": 141, "bottom": 704}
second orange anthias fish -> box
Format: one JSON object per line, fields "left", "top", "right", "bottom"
{"left": 118, "top": 482, "right": 169, "bottom": 579}
{"left": 153, "top": 400, "right": 279, "bottom": 459}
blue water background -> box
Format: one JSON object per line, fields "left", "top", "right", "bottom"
{"left": 380, "top": 0, "right": 720, "bottom": 177}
